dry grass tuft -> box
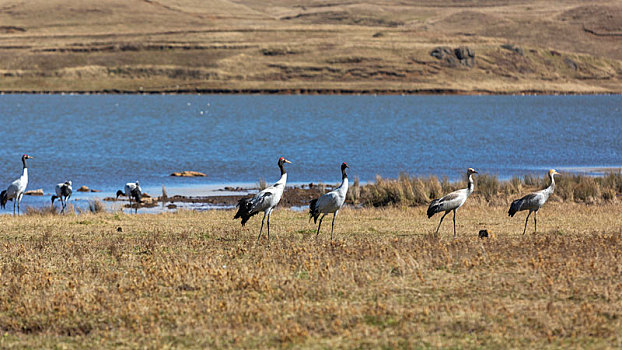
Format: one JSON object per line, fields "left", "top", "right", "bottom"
{"left": 24, "top": 205, "right": 58, "bottom": 216}
{"left": 88, "top": 199, "right": 105, "bottom": 213}
{"left": 257, "top": 178, "right": 267, "bottom": 191}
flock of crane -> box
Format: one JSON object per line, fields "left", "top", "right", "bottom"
{"left": 232, "top": 158, "right": 560, "bottom": 240}
{"left": 1, "top": 154, "right": 559, "bottom": 239}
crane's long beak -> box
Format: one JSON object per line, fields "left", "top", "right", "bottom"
{"left": 284, "top": 159, "right": 292, "bottom": 164}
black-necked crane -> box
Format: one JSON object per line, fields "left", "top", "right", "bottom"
{"left": 0, "top": 154, "right": 34, "bottom": 215}
{"left": 234, "top": 157, "right": 291, "bottom": 242}
{"left": 309, "top": 162, "right": 349, "bottom": 240}
{"left": 427, "top": 168, "right": 478, "bottom": 237}
{"left": 116, "top": 181, "right": 142, "bottom": 214}
{"left": 51, "top": 181, "right": 72, "bottom": 213}
{"left": 508, "top": 169, "right": 559, "bottom": 235}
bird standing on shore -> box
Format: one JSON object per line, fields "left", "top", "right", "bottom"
{"left": 234, "top": 157, "right": 291, "bottom": 242}
{"left": 51, "top": 180, "right": 72, "bottom": 213}
{"left": 1, "top": 154, "right": 34, "bottom": 215}
{"left": 309, "top": 162, "right": 349, "bottom": 240}
{"left": 508, "top": 169, "right": 559, "bottom": 235}
{"left": 116, "top": 181, "right": 142, "bottom": 214}
{"left": 427, "top": 168, "right": 478, "bottom": 237}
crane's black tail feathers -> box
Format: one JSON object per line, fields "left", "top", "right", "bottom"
{"left": 508, "top": 199, "right": 522, "bottom": 217}
{"left": 0, "top": 190, "right": 7, "bottom": 209}
{"left": 234, "top": 197, "right": 256, "bottom": 226}
{"left": 130, "top": 188, "right": 142, "bottom": 204}
{"left": 427, "top": 198, "right": 441, "bottom": 218}
{"left": 51, "top": 195, "right": 58, "bottom": 205}
{"left": 309, "top": 198, "right": 320, "bottom": 223}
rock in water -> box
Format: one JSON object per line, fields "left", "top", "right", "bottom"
{"left": 24, "top": 189, "right": 44, "bottom": 196}
{"left": 170, "top": 171, "right": 206, "bottom": 177}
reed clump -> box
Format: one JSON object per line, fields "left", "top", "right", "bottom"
{"left": 364, "top": 174, "right": 448, "bottom": 207}
{"left": 357, "top": 171, "right": 622, "bottom": 207}
{"left": 24, "top": 205, "right": 58, "bottom": 216}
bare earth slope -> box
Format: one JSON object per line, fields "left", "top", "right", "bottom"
{"left": 0, "top": 0, "right": 621, "bottom": 93}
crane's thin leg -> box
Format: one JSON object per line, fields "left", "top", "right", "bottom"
{"left": 534, "top": 211, "right": 537, "bottom": 234}
{"left": 316, "top": 213, "right": 327, "bottom": 238}
{"left": 266, "top": 212, "right": 271, "bottom": 240}
{"left": 17, "top": 194, "right": 22, "bottom": 215}
{"left": 522, "top": 211, "right": 531, "bottom": 235}
{"left": 330, "top": 211, "right": 338, "bottom": 241}
{"left": 452, "top": 210, "right": 457, "bottom": 238}
{"left": 435, "top": 211, "right": 449, "bottom": 235}
{"left": 257, "top": 212, "right": 267, "bottom": 242}
{"left": 13, "top": 200, "right": 16, "bottom": 216}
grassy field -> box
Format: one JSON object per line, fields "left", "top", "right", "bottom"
{"left": 0, "top": 0, "right": 621, "bottom": 94}
{"left": 1, "top": 203, "right": 621, "bottom": 348}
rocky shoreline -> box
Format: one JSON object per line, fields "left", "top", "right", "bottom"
{"left": 103, "top": 185, "right": 327, "bottom": 210}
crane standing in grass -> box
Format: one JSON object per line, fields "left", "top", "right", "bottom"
{"left": 234, "top": 157, "right": 292, "bottom": 242}
{"left": 309, "top": 162, "right": 349, "bottom": 240}
{"left": 427, "top": 168, "right": 478, "bottom": 237}
{"left": 1, "top": 154, "right": 34, "bottom": 215}
{"left": 51, "top": 180, "right": 72, "bottom": 213}
{"left": 508, "top": 169, "right": 559, "bottom": 235}
{"left": 116, "top": 181, "right": 142, "bottom": 214}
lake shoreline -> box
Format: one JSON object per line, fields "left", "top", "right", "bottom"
{"left": 2, "top": 89, "right": 622, "bottom": 95}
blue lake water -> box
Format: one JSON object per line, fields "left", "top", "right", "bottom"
{"left": 0, "top": 94, "right": 620, "bottom": 213}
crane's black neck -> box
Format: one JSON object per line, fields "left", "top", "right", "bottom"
{"left": 342, "top": 168, "right": 348, "bottom": 180}
{"left": 22, "top": 156, "right": 28, "bottom": 169}
{"left": 278, "top": 161, "right": 287, "bottom": 175}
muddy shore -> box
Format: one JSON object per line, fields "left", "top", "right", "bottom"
{"left": 104, "top": 185, "right": 326, "bottom": 210}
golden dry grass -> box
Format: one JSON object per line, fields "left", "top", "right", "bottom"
{"left": 1, "top": 203, "right": 621, "bottom": 348}
{"left": 0, "top": 0, "right": 621, "bottom": 93}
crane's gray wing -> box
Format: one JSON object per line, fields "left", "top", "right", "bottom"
{"left": 315, "top": 191, "right": 340, "bottom": 213}
{"left": 248, "top": 189, "right": 276, "bottom": 213}
{"left": 427, "top": 190, "right": 465, "bottom": 217}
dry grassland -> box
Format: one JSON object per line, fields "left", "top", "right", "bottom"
{"left": 0, "top": 0, "right": 621, "bottom": 93}
{"left": 1, "top": 203, "right": 621, "bottom": 348}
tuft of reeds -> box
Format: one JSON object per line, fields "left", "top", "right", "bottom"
{"left": 88, "top": 199, "right": 105, "bottom": 213}
{"left": 355, "top": 172, "right": 622, "bottom": 207}
{"left": 257, "top": 178, "right": 267, "bottom": 191}
{"left": 24, "top": 206, "right": 58, "bottom": 216}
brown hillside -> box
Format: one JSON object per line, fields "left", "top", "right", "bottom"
{"left": 0, "top": 0, "right": 620, "bottom": 93}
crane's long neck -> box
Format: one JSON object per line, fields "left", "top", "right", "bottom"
{"left": 21, "top": 157, "right": 28, "bottom": 178}
{"left": 338, "top": 169, "right": 349, "bottom": 193}
{"left": 546, "top": 173, "right": 556, "bottom": 194}
{"left": 275, "top": 161, "right": 288, "bottom": 186}
{"left": 466, "top": 174, "right": 474, "bottom": 194}
{"left": 279, "top": 162, "right": 287, "bottom": 176}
